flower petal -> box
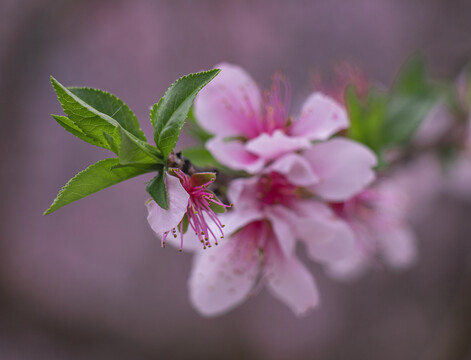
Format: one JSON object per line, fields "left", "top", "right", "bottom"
{"left": 265, "top": 251, "right": 319, "bottom": 316}
{"left": 146, "top": 174, "right": 189, "bottom": 235}
{"left": 264, "top": 205, "right": 297, "bottom": 257}
{"left": 304, "top": 138, "right": 377, "bottom": 201}
{"left": 218, "top": 209, "right": 264, "bottom": 237}
{"left": 294, "top": 200, "right": 356, "bottom": 264}
{"left": 290, "top": 92, "right": 349, "bottom": 141}
{"left": 245, "top": 129, "right": 310, "bottom": 161}
{"left": 381, "top": 227, "right": 417, "bottom": 268}
{"left": 188, "top": 239, "right": 259, "bottom": 317}
{"left": 227, "top": 177, "right": 259, "bottom": 209}
{"left": 206, "top": 137, "right": 266, "bottom": 173}
{"left": 265, "top": 153, "right": 319, "bottom": 187}
{"left": 326, "top": 247, "right": 368, "bottom": 280}
{"left": 194, "top": 63, "right": 262, "bottom": 138}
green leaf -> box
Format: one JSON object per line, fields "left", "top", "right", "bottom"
{"left": 391, "top": 56, "right": 429, "bottom": 95}
{"left": 346, "top": 86, "right": 387, "bottom": 155}
{"left": 346, "top": 56, "right": 447, "bottom": 164}
{"left": 146, "top": 169, "right": 168, "bottom": 209}
{"left": 180, "top": 215, "right": 189, "bottom": 234}
{"left": 185, "top": 107, "right": 213, "bottom": 143}
{"left": 51, "top": 77, "right": 121, "bottom": 150}
{"left": 151, "top": 69, "right": 220, "bottom": 158}
{"left": 384, "top": 56, "right": 444, "bottom": 146}
{"left": 383, "top": 95, "right": 436, "bottom": 145}
{"left": 118, "top": 127, "right": 162, "bottom": 166}
{"left": 190, "top": 172, "right": 216, "bottom": 187}
{"left": 103, "top": 128, "right": 120, "bottom": 154}
{"left": 52, "top": 115, "right": 103, "bottom": 148}
{"left": 69, "top": 87, "right": 146, "bottom": 141}
{"left": 44, "top": 158, "right": 151, "bottom": 215}
{"left": 209, "top": 192, "right": 227, "bottom": 214}
{"left": 181, "top": 146, "right": 219, "bottom": 168}
{"left": 149, "top": 98, "right": 163, "bottom": 129}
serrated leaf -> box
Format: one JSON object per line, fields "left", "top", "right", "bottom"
{"left": 52, "top": 115, "right": 103, "bottom": 148}
{"left": 51, "top": 77, "right": 121, "bottom": 150}
{"left": 44, "top": 158, "right": 151, "bottom": 215}
{"left": 146, "top": 169, "right": 168, "bottom": 209}
{"left": 103, "top": 129, "right": 119, "bottom": 154}
{"left": 69, "top": 87, "right": 146, "bottom": 141}
{"left": 118, "top": 127, "right": 162, "bottom": 166}
{"left": 151, "top": 69, "right": 220, "bottom": 158}
{"left": 149, "top": 98, "right": 163, "bottom": 129}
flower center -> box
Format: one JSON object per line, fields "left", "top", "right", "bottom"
{"left": 256, "top": 172, "right": 299, "bottom": 208}
{"left": 163, "top": 169, "right": 231, "bottom": 251}
{"left": 259, "top": 73, "right": 292, "bottom": 135}
{"left": 230, "top": 220, "right": 273, "bottom": 268}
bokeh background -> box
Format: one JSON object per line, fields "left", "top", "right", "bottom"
{"left": 2, "top": 0, "right": 471, "bottom": 359}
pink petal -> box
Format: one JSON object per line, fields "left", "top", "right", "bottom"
{"left": 265, "top": 153, "right": 319, "bottom": 187}
{"left": 194, "top": 63, "right": 262, "bottom": 139}
{"left": 381, "top": 227, "right": 417, "bottom": 268}
{"left": 265, "top": 251, "right": 319, "bottom": 316}
{"left": 245, "top": 129, "right": 310, "bottom": 161}
{"left": 146, "top": 174, "right": 189, "bottom": 235}
{"left": 161, "top": 214, "right": 216, "bottom": 252}
{"left": 188, "top": 239, "right": 259, "bottom": 317}
{"left": 294, "top": 200, "right": 356, "bottom": 264}
{"left": 264, "top": 205, "right": 297, "bottom": 257}
{"left": 326, "top": 248, "right": 368, "bottom": 280}
{"left": 218, "top": 209, "right": 264, "bottom": 237}
{"left": 206, "top": 137, "right": 266, "bottom": 173}
{"left": 227, "top": 177, "right": 259, "bottom": 209}
{"left": 290, "top": 92, "right": 349, "bottom": 141}
{"left": 304, "top": 138, "right": 377, "bottom": 201}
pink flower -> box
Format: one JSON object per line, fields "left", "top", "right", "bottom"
{"left": 194, "top": 63, "right": 350, "bottom": 173}
{"left": 146, "top": 170, "right": 230, "bottom": 251}
{"left": 188, "top": 148, "right": 376, "bottom": 316}
{"left": 327, "top": 180, "right": 417, "bottom": 279}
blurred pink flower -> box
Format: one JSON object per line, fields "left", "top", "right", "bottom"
{"left": 327, "top": 180, "right": 417, "bottom": 279}
{"left": 146, "top": 170, "right": 230, "bottom": 251}
{"left": 187, "top": 146, "right": 376, "bottom": 316}
{"left": 194, "top": 63, "right": 349, "bottom": 173}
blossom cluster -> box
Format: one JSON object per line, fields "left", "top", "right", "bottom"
{"left": 146, "top": 64, "right": 417, "bottom": 317}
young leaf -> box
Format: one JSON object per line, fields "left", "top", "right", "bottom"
{"left": 146, "top": 169, "right": 168, "bottom": 209}
{"left": 151, "top": 69, "right": 220, "bottom": 158}
{"left": 69, "top": 87, "right": 147, "bottom": 141}
{"left": 52, "top": 115, "right": 103, "bottom": 148}
{"left": 118, "top": 127, "right": 162, "bottom": 166}
{"left": 51, "top": 77, "right": 121, "bottom": 150}
{"left": 44, "top": 158, "right": 151, "bottom": 215}
{"left": 149, "top": 98, "right": 163, "bottom": 129}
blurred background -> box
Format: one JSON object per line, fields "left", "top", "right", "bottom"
{"left": 2, "top": 0, "right": 471, "bottom": 359}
